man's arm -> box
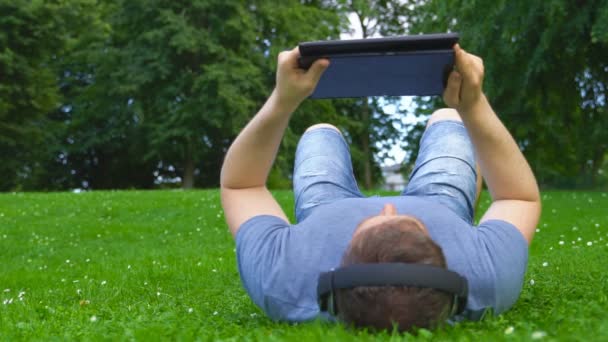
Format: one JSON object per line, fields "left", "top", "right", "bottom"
{"left": 220, "top": 48, "right": 329, "bottom": 238}
{"left": 443, "top": 44, "right": 541, "bottom": 243}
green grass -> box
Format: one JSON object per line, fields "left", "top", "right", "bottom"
{"left": 0, "top": 190, "right": 607, "bottom": 341}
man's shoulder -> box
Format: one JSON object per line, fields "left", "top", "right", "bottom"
{"left": 437, "top": 219, "right": 529, "bottom": 315}
{"left": 234, "top": 213, "right": 349, "bottom": 322}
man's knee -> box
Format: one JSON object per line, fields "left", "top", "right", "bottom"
{"left": 305, "top": 123, "right": 341, "bottom": 134}
{"left": 426, "top": 108, "right": 462, "bottom": 127}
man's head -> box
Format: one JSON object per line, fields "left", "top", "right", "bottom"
{"left": 335, "top": 203, "right": 453, "bottom": 332}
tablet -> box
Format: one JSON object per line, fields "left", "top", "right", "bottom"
{"left": 297, "top": 33, "right": 459, "bottom": 98}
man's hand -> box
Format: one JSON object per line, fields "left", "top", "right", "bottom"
{"left": 275, "top": 47, "right": 329, "bottom": 109}
{"left": 443, "top": 44, "right": 486, "bottom": 114}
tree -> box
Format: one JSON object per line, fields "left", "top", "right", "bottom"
{"left": 0, "top": 0, "right": 66, "bottom": 190}
{"left": 34, "top": 0, "right": 345, "bottom": 191}
{"left": 410, "top": 0, "right": 608, "bottom": 188}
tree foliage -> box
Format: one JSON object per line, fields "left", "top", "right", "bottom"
{"left": 1, "top": 0, "right": 606, "bottom": 191}
{"left": 0, "top": 1, "right": 67, "bottom": 190}
{"left": 410, "top": 0, "right": 608, "bottom": 188}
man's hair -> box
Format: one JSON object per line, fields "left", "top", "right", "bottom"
{"left": 336, "top": 217, "right": 452, "bottom": 332}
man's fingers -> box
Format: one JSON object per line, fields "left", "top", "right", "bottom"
{"left": 443, "top": 70, "right": 462, "bottom": 108}
{"left": 306, "top": 58, "right": 330, "bottom": 84}
{"left": 453, "top": 44, "right": 484, "bottom": 90}
{"left": 278, "top": 47, "right": 300, "bottom": 69}
{"left": 454, "top": 44, "right": 474, "bottom": 79}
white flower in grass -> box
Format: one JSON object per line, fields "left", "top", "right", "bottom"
{"left": 66, "top": 259, "right": 70, "bottom": 264}
{"left": 536, "top": 229, "right": 540, "bottom": 233}
{"left": 559, "top": 241, "right": 564, "bottom": 245}
{"left": 188, "top": 308, "right": 194, "bottom": 313}
{"left": 531, "top": 331, "right": 547, "bottom": 339}
{"left": 157, "top": 292, "right": 161, "bottom": 296}
{"left": 127, "top": 265, "right": 131, "bottom": 270}
{"left": 595, "top": 223, "right": 600, "bottom": 228}
{"left": 504, "top": 326, "right": 514, "bottom": 335}
{"left": 101, "top": 280, "right": 107, "bottom": 286}
{"left": 90, "top": 315, "right": 98, "bottom": 322}
{"left": 542, "top": 262, "right": 549, "bottom": 267}
{"left": 213, "top": 311, "right": 218, "bottom": 316}
{"left": 572, "top": 226, "right": 578, "bottom": 231}
{"left": 530, "top": 279, "right": 535, "bottom": 286}
{"left": 3, "top": 298, "right": 13, "bottom": 305}
{"left": 212, "top": 269, "right": 217, "bottom": 273}
{"left": 3, "top": 289, "right": 9, "bottom": 293}
{"left": 587, "top": 241, "right": 593, "bottom": 246}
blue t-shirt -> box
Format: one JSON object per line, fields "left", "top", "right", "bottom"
{"left": 236, "top": 196, "right": 528, "bottom": 321}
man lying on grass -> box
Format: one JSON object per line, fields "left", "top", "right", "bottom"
{"left": 220, "top": 44, "right": 541, "bottom": 331}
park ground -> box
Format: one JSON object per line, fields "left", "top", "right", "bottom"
{"left": 0, "top": 190, "right": 607, "bottom": 341}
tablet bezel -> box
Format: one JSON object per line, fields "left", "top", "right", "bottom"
{"left": 298, "top": 33, "right": 459, "bottom": 69}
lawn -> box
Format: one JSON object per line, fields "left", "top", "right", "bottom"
{"left": 0, "top": 190, "right": 606, "bottom": 341}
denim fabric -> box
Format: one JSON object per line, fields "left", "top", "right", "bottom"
{"left": 293, "top": 128, "right": 364, "bottom": 223}
{"left": 403, "top": 120, "right": 477, "bottom": 223}
{"left": 293, "top": 121, "right": 477, "bottom": 223}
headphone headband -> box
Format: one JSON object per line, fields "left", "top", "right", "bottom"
{"left": 317, "top": 263, "right": 468, "bottom": 316}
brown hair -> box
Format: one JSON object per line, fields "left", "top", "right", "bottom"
{"left": 336, "top": 217, "right": 452, "bottom": 332}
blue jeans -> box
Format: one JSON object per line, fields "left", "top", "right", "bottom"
{"left": 292, "top": 121, "right": 478, "bottom": 224}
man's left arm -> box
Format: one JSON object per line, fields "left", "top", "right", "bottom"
{"left": 220, "top": 48, "right": 329, "bottom": 238}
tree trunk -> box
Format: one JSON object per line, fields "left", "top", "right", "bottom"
{"left": 362, "top": 101, "right": 372, "bottom": 190}
{"left": 355, "top": 9, "right": 373, "bottom": 190}
{"left": 590, "top": 149, "right": 606, "bottom": 187}
{"left": 182, "top": 142, "right": 195, "bottom": 189}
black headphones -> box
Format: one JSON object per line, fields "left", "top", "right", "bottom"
{"left": 317, "top": 263, "right": 468, "bottom": 317}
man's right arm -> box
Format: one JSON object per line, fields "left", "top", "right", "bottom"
{"left": 443, "top": 45, "right": 541, "bottom": 243}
